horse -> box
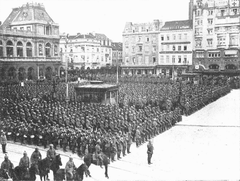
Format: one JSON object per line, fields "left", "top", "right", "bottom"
{"left": 12, "top": 165, "right": 37, "bottom": 181}
{"left": 0, "top": 168, "right": 10, "bottom": 180}
{"left": 38, "top": 157, "right": 51, "bottom": 181}
{"left": 84, "top": 152, "right": 110, "bottom": 178}
{"left": 49, "top": 154, "right": 62, "bottom": 181}
{"left": 55, "top": 163, "right": 91, "bottom": 181}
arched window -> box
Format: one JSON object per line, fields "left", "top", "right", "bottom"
{"left": 39, "top": 44, "right": 43, "bottom": 56}
{"left": 17, "top": 41, "right": 23, "bottom": 57}
{"left": 45, "top": 43, "right": 51, "bottom": 57}
{"left": 6, "top": 40, "right": 14, "bottom": 57}
{"left": 26, "top": 42, "right": 32, "bottom": 57}
{"left": 54, "top": 45, "right": 58, "bottom": 56}
{"left": 0, "top": 40, "right": 3, "bottom": 57}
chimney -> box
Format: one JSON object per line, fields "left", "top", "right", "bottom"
{"left": 0, "top": 21, "right": 2, "bottom": 26}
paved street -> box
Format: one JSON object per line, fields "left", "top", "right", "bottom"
{"left": 1, "top": 90, "right": 240, "bottom": 180}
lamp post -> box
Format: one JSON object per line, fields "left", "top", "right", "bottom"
{"left": 64, "top": 37, "right": 69, "bottom": 102}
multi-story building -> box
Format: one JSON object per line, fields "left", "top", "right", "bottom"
{"left": 0, "top": 3, "right": 61, "bottom": 81}
{"left": 158, "top": 20, "right": 193, "bottom": 77}
{"left": 192, "top": 0, "right": 240, "bottom": 72}
{"left": 60, "top": 32, "right": 112, "bottom": 70}
{"left": 122, "top": 20, "right": 163, "bottom": 75}
{"left": 112, "top": 42, "right": 122, "bottom": 66}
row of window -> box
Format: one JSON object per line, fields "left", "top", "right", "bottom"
{"left": 0, "top": 40, "right": 58, "bottom": 57}
{"left": 160, "top": 55, "right": 189, "bottom": 64}
{"left": 195, "top": 51, "right": 238, "bottom": 58}
{"left": 71, "top": 54, "right": 111, "bottom": 63}
{"left": 195, "top": 35, "right": 239, "bottom": 48}
{"left": 161, "top": 45, "right": 188, "bottom": 51}
{"left": 161, "top": 33, "right": 188, "bottom": 41}
{"left": 196, "top": 8, "right": 239, "bottom": 17}
{"left": 65, "top": 46, "right": 112, "bottom": 54}
{"left": 124, "top": 56, "right": 157, "bottom": 64}
{"left": 124, "top": 35, "right": 157, "bottom": 45}
{"left": 125, "top": 45, "right": 157, "bottom": 53}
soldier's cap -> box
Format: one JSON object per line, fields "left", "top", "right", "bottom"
{"left": 24, "top": 151, "right": 27, "bottom": 155}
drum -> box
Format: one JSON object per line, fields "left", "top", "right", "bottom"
{"left": 24, "top": 135, "right": 27, "bottom": 138}
{"left": 39, "top": 135, "right": 43, "bottom": 139}
{"left": 31, "top": 135, "right": 35, "bottom": 138}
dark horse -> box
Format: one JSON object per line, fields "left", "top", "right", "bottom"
{"left": 55, "top": 163, "right": 91, "bottom": 181}
{"left": 12, "top": 165, "right": 37, "bottom": 181}
{"left": 0, "top": 168, "right": 11, "bottom": 180}
{"left": 49, "top": 154, "right": 62, "bottom": 181}
{"left": 84, "top": 152, "right": 110, "bottom": 179}
{"left": 38, "top": 157, "right": 51, "bottom": 181}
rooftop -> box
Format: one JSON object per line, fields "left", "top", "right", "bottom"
{"left": 161, "top": 20, "right": 193, "bottom": 31}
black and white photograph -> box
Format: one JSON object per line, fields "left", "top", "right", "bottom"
{"left": 0, "top": 0, "right": 240, "bottom": 180}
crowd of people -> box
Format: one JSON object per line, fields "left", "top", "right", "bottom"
{"left": 0, "top": 74, "right": 239, "bottom": 172}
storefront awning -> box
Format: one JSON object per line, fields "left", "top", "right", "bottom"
{"left": 224, "top": 50, "right": 238, "bottom": 55}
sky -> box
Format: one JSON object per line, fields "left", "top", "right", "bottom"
{"left": 0, "top": 0, "right": 191, "bottom": 42}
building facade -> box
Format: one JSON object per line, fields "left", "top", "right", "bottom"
{"left": 158, "top": 20, "right": 193, "bottom": 77}
{"left": 60, "top": 32, "right": 112, "bottom": 71}
{"left": 122, "top": 20, "right": 163, "bottom": 75}
{"left": 0, "top": 3, "right": 61, "bottom": 81}
{"left": 112, "top": 42, "right": 122, "bottom": 66}
{"left": 192, "top": 0, "right": 240, "bottom": 72}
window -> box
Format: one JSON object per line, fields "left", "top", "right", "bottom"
{"left": 208, "top": 10, "right": 213, "bottom": 15}
{"left": 26, "top": 42, "right": 32, "bottom": 57}
{"left": 207, "top": 28, "right": 213, "bottom": 35}
{"left": 172, "top": 55, "right": 175, "bottom": 63}
{"left": 161, "top": 35, "right": 164, "bottom": 41}
{"left": 195, "top": 40, "right": 202, "bottom": 48}
{"left": 138, "top": 46, "right": 142, "bottom": 52}
{"left": 132, "top": 46, "right": 135, "bottom": 53}
{"left": 145, "top": 56, "right": 149, "bottom": 64}
{"left": 184, "top": 55, "right": 187, "bottom": 64}
{"left": 54, "top": 45, "right": 58, "bottom": 56}
{"left": 17, "top": 41, "right": 23, "bottom": 57}
{"left": 7, "top": 40, "right": 14, "bottom": 57}
{"left": 207, "top": 39, "right": 213, "bottom": 46}
{"left": 184, "top": 33, "right": 187, "bottom": 40}
{"left": 166, "top": 45, "right": 170, "bottom": 51}
{"left": 178, "top": 46, "right": 181, "bottom": 51}
{"left": 217, "top": 36, "right": 226, "bottom": 45}
{"left": 145, "top": 46, "right": 149, "bottom": 52}
{"left": 39, "top": 44, "right": 43, "bottom": 56}
{"left": 153, "top": 57, "right": 156, "bottom": 64}
{"left": 138, "top": 56, "right": 142, "bottom": 64}
{"left": 166, "top": 35, "right": 170, "bottom": 41}
{"left": 125, "top": 57, "right": 129, "bottom": 63}
{"left": 208, "top": 19, "right": 213, "bottom": 25}
{"left": 0, "top": 40, "right": 3, "bottom": 57}
{"left": 172, "top": 34, "right": 176, "bottom": 40}
{"left": 160, "top": 55, "right": 164, "bottom": 63}
{"left": 152, "top": 46, "right": 156, "bottom": 53}
{"left": 172, "top": 45, "right": 176, "bottom": 51}
{"left": 178, "top": 34, "right": 182, "bottom": 40}
{"left": 27, "top": 26, "right": 31, "bottom": 31}
{"left": 20, "top": 27, "right": 24, "bottom": 30}
{"left": 132, "top": 57, "right": 136, "bottom": 64}
{"left": 138, "top": 36, "right": 142, "bottom": 42}
{"left": 220, "top": 9, "right": 225, "bottom": 16}
{"left": 184, "top": 46, "right": 187, "bottom": 51}
{"left": 178, "top": 56, "right": 181, "bottom": 63}
{"left": 230, "top": 35, "right": 238, "bottom": 46}
{"left": 196, "top": 51, "right": 204, "bottom": 58}
{"left": 45, "top": 43, "right": 51, "bottom": 57}
{"left": 232, "top": 8, "right": 238, "bottom": 15}
{"left": 208, "top": 52, "right": 220, "bottom": 58}
{"left": 166, "top": 55, "right": 170, "bottom": 63}
{"left": 146, "top": 37, "right": 150, "bottom": 42}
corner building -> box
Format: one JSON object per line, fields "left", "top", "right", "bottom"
{"left": 192, "top": 0, "right": 240, "bottom": 72}
{"left": 0, "top": 3, "right": 61, "bottom": 81}
{"left": 122, "top": 20, "right": 163, "bottom": 75}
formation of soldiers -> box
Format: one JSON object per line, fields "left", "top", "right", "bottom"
{"left": 0, "top": 74, "right": 238, "bottom": 162}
